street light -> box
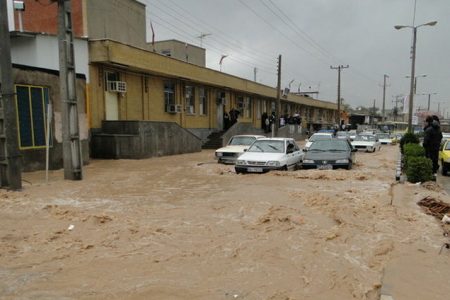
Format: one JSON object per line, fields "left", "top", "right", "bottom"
{"left": 418, "top": 92, "right": 437, "bottom": 111}
{"left": 405, "top": 74, "right": 427, "bottom": 94}
{"left": 395, "top": 20, "right": 437, "bottom": 133}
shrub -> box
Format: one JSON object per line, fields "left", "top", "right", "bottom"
{"left": 399, "top": 132, "right": 420, "bottom": 153}
{"left": 406, "top": 156, "right": 433, "bottom": 183}
{"left": 403, "top": 143, "right": 425, "bottom": 157}
{"left": 403, "top": 143, "right": 425, "bottom": 170}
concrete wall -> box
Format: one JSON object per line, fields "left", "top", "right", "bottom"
{"left": 86, "top": 0, "right": 147, "bottom": 48}
{"left": 13, "top": 66, "right": 89, "bottom": 171}
{"left": 11, "top": 34, "right": 89, "bottom": 82}
{"left": 153, "top": 40, "right": 206, "bottom": 67}
{"left": 91, "top": 121, "right": 202, "bottom": 159}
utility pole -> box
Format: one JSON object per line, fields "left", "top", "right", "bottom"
{"left": 0, "top": 1, "right": 22, "bottom": 190}
{"left": 57, "top": 0, "right": 83, "bottom": 180}
{"left": 372, "top": 99, "right": 376, "bottom": 126}
{"left": 330, "top": 65, "right": 349, "bottom": 126}
{"left": 382, "top": 74, "right": 389, "bottom": 122}
{"left": 254, "top": 67, "right": 257, "bottom": 82}
{"left": 274, "top": 55, "right": 281, "bottom": 136}
{"left": 392, "top": 95, "right": 403, "bottom": 122}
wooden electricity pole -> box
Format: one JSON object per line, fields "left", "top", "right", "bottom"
{"left": 0, "top": 0, "right": 22, "bottom": 190}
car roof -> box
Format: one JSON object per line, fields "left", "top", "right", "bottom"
{"left": 312, "top": 132, "right": 333, "bottom": 136}
{"left": 256, "top": 137, "right": 292, "bottom": 141}
{"left": 231, "top": 135, "right": 265, "bottom": 138}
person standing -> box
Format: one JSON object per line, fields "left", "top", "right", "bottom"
{"left": 423, "top": 115, "right": 443, "bottom": 175}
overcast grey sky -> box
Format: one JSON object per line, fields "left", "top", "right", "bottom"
{"left": 143, "top": 0, "right": 449, "bottom": 117}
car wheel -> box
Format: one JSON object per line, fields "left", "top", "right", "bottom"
{"left": 346, "top": 162, "right": 353, "bottom": 170}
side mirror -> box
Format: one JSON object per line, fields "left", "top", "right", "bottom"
{"left": 303, "top": 148, "right": 308, "bottom": 152}
{"left": 243, "top": 149, "right": 248, "bottom": 152}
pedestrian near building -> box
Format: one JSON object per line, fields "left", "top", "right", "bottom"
{"left": 423, "top": 115, "right": 443, "bottom": 175}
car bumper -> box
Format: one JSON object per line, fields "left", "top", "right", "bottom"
{"left": 302, "top": 162, "right": 349, "bottom": 169}
{"left": 235, "top": 165, "right": 285, "bottom": 173}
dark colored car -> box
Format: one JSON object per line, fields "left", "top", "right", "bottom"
{"left": 302, "top": 139, "right": 357, "bottom": 170}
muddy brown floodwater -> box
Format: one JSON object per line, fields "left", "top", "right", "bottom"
{"left": 1, "top": 144, "right": 450, "bottom": 299}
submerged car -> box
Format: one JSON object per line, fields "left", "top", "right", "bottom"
{"left": 235, "top": 138, "right": 303, "bottom": 173}
{"left": 302, "top": 139, "right": 357, "bottom": 170}
{"left": 215, "top": 134, "right": 265, "bottom": 164}
{"left": 440, "top": 139, "right": 450, "bottom": 175}
{"left": 351, "top": 134, "right": 381, "bottom": 152}
{"left": 304, "top": 132, "right": 333, "bottom": 150}
{"left": 376, "top": 133, "right": 393, "bottom": 145}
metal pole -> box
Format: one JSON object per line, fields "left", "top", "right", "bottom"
{"left": 274, "top": 55, "right": 281, "bottom": 136}
{"left": 0, "top": 1, "right": 22, "bottom": 190}
{"left": 427, "top": 94, "right": 431, "bottom": 111}
{"left": 330, "top": 65, "right": 349, "bottom": 126}
{"left": 407, "top": 27, "right": 417, "bottom": 133}
{"left": 382, "top": 75, "right": 388, "bottom": 122}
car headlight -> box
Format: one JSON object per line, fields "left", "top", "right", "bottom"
{"left": 266, "top": 161, "right": 280, "bottom": 167}
{"left": 303, "top": 159, "right": 314, "bottom": 164}
{"left": 215, "top": 152, "right": 223, "bottom": 157}
{"left": 335, "top": 159, "right": 349, "bottom": 163}
{"left": 236, "top": 160, "right": 246, "bottom": 165}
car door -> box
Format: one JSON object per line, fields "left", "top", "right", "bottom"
{"left": 286, "top": 140, "right": 300, "bottom": 166}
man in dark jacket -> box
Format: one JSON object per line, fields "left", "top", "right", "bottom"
{"left": 423, "top": 115, "right": 443, "bottom": 174}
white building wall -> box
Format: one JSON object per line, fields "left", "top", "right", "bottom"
{"left": 11, "top": 34, "right": 90, "bottom": 82}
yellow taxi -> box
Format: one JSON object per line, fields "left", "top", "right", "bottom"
{"left": 440, "top": 139, "right": 450, "bottom": 175}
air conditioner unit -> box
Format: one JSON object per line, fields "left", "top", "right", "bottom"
{"left": 166, "top": 104, "right": 182, "bottom": 113}
{"left": 186, "top": 105, "right": 195, "bottom": 114}
{"left": 107, "top": 81, "right": 127, "bottom": 93}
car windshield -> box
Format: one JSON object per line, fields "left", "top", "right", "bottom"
{"left": 228, "top": 136, "right": 257, "bottom": 146}
{"left": 309, "top": 134, "right": 332, "bottom": 142}
{"left": 248, "top": 140, "right": 285, "bottom": 153}
{"left": 354, "top": 135, "right": 376, "bottom": 141}
{"left": 377, "top": 133, "right": 390, "bottom": 139}
{"left": 309, "top": 140, "right": 350, "bottom": 152}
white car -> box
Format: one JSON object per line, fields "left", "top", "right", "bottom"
{"left": 304, "top": 132, "right": 333, "bottom": 150}
{"left": 235, "top": 138, "right": 304, "bottom": 173}
{"left": 351, "top": 134, "right": 381, "bottom": 152}
{"left": 376, "top": 133, "right": 393, "bottom": 145}
{"left": 215, "top": 135, "right": 265, "bottom": 164}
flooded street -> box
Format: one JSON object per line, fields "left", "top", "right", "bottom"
{"left": 1, "top": 144, "right": 450, "bottom": 299}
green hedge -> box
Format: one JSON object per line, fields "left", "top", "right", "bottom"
{"left": 404, "top": 143, "right": 425, "bottom": 157}
{"left": 400, "top": 132, "right": 420, "bottom": 154}
{"left": 405, "top": 156, "right": 433, "bottom": 183}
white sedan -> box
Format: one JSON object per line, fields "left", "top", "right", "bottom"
{"left": 351, "top": 134, "right": 381, "bottom": 152}
{"left": 376, "top": 133, "right": 393, "bottom": 145}
{"left": 235, "top": 138, "right": 304, "bottom": 173}
{"left": 215, "top": 135, "right": 265, "bottom": 164}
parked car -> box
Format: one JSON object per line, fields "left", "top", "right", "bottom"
{"left": 304, "top": 132, "right": 333, "bottom": 150}
{"left": 336, "top": 131, "right": 350, "bottom": 140}
{"left": 351, "top": 134, "right": 381, "bottom": 152}
{"left": 302, "top": 139, "right": 357, "bottom": 170}
{"left": 215, "top": 134, "right": 265, "bottom": 164}
{"left": 348, "top": 130, "right": 357, "bottom": 141}
{"left": 443, "top": 132, "right": 450, "bottom": 141}
{"left": 440, "top": 139, "right": 450, "bottom": 175}
{"left": 235, "top": 138, "right": 303, "bottom": 173}
{"left": 376, "top": 133, "right": 393, "bottom": 145}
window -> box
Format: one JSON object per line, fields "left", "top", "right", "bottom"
{"left": 15, "top": 85, "right": 51, "bottom": 149}
{"left": 244, "top": 96, "right": 252, "bottom": 118}
{"left": 185, "top": 85, "right": 195, "bottom": 114}
{"left": 236, "top": 96, "right": 244, "bottom": 115}
{"left": 199, "top": 87, "right": 207, "bottom": 115}
{"left": 164, "top": 81, "right": 175, "bottom": 112}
